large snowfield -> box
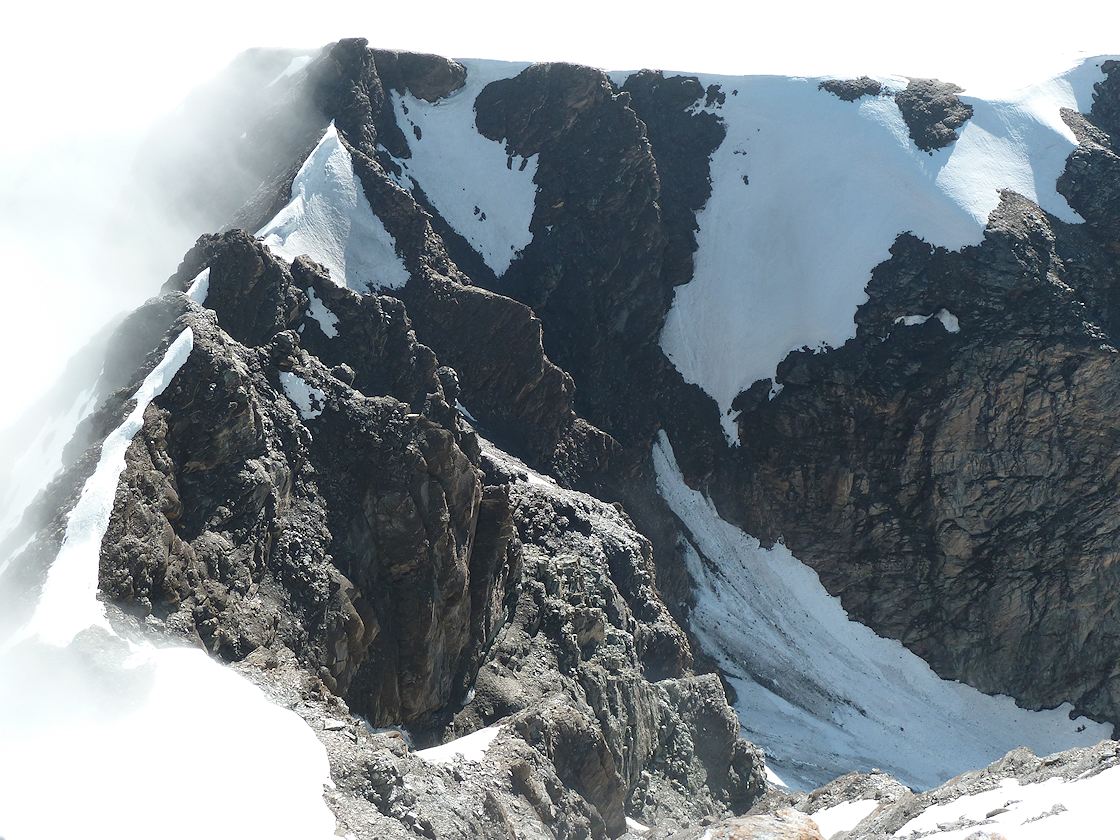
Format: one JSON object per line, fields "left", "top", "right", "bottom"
{"left": 659, "top": 61, "right": 1108, "bottom": 441}
{"left": 653, "top": 433, "right": 1111, "bottom": 791}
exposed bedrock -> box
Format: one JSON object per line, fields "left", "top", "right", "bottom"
{"left": 893, "top": 77, "right": 973, "bottom": 152}
{"left": 818, "top": 76, "right": 884, "bottom": 102}
{"left": 473, "top": 63, "right": 726, "bottom": 477}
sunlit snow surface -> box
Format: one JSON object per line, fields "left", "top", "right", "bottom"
{"left": 280, "top": 370, "right": 327, "bottom": 420}
{"left": 652, "top": 433, "right": 1111, "bottom": 791}
{"left": 305, "top": 287, "right": 340, "bottom": 337}
{"left": 186, "top": 265, "right": 210, "bottom": 305}
{"left": 414, "top": 725, "right": 502, "bottom": 764}
{"left": 660, "top": 60, "right": 1108, "bottom": 442}
{"left": 389, "top": 60, "right": 538, "bottom": 276}
{"left": 259, "top": 122, "right": 409, "bottom": 291}
{"left": 811, "top": 799, "right": 879, "bottom": 838}
{"left": 0, "top": 329, "right": 338, "bottom": 840}
{"left": 893, "top": 765, "right": 1120, "bottom": 838}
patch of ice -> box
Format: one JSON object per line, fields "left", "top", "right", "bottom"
{"left": 652, "top": 432, "right": 1110, "bottom": 791}
{"left": 258, "top": 122, "right": 409, "bottom": 292}
{"left": 279, "top": 371, "right": 326, "bottom": 420}
{"left": 21, "top": 330, "right": 195, "bottom": 646}
{"left": 765, "top": 764, "right": 789, "bottom": 788}
{"left": 268, "top": 54, "right": 313, "bottom": 87}
{"left": 660, "top": 61, "right": 1106, "bottom": 443}
{"left": 186, "top": 266, "right": 210, "bottom": 305}
{"left": 390, "top": 59, "right": 537, "bottom": 276}
{"left": 895, "top": 309, "right": 960, "bottom": 333}
{"left": 894, "top": 765, "right": 1120, "bottom": 839}
{"left": 455, "top": 400, "right": 478, "bottom": 424}
{"left": 305, "top": 287, "right": 339, "bottom": 338}
{"left": 625, "top": 816, "right": 651, "bottom": 834}
{"left": 810, "top": 799, "right": 879, "bottom": 838}
{"left": 415, "top": 725, "right": 501, "bottom": 765}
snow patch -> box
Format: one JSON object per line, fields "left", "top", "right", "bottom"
{"left": 186, "top": 266, "right": 210, "bottom": 305}
{"left": 895, "top": 309, "right": 960, "bottom": 333}
{"left": 895, "top": 765, "right": 1120, "bottom": 839}
{"left": 258, "top": 123, "right": 409, "bottom": 292}
{"left": 389, "top": 60, "right": 537, "bottom": 276}
{"left": 660, "top": 61, "right": 1105, "bottom": 443}
{"left": 305, "top": 287, "right": 339, "bottom": 338}
{"left": 279, "top": 371, "right": 326, "bottom": 420}
{"left": 765, "top": 765, "right": 789, "bottom": 788}
{"left": 652, "top": 432, "right": 1110, "bottom": 791}
{"left": 415, "top": 725, "right": 501, "bottom": 765}
{"left": 625, "top": 816, "right": 651, "bottom": 834}
{"left": 810, "top": 799, "right": 879, "bottom": 838}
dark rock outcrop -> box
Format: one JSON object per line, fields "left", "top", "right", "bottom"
{"left": 894, "top": 78, "right": 973, "bottom": 151}
{"left": 818, "top": 77, "right": 883, "bottom": 102}
{"left": 1059, "top": 59, "right": 1120, "bottom": 247}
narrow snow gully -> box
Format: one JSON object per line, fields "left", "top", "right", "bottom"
{"left": 652, "top": 433, "right": 1111, "bottom": 791}
{"left": 0, "top": 328, "right": 339, "bottom": 840}
{"left": 388, "top": 59, "right": 539, "bottom": 276}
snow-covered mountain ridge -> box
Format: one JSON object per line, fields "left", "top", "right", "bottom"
{"left": 2, "top": 38, "right": 1120, "bottom": 839}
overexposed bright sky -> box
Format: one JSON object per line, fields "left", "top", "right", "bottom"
{"left": 0, "top": 0, "right": 1118, "bottom": 427}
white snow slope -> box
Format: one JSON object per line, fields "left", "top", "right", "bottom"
{"left": 259, "top": 122, "right": 409, "bottom": 292}
{"left": 0, "top": 330, "right": 338, "bottom": 840}
{"left": 893, "top": 764, "right": 1120, "bottom": 839}
{"left": 811, "top": 799, "right": 880, "bottom": 839}
{"left": 652, "top": 433, "right": 1111, "bottom": 792}
{"left": 660, "top": 59, "right": 1111, "bottom": 441}
{"left": 389, "top": 59, "right": 538, "bottom": 276}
